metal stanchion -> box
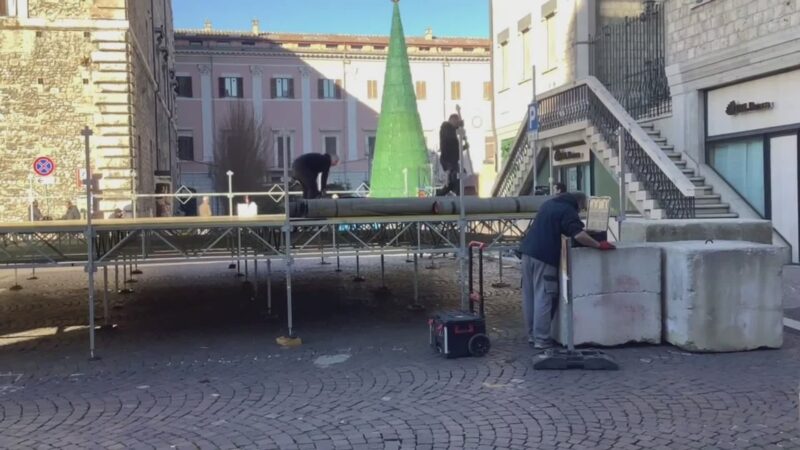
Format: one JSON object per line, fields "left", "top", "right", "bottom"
{"left": 119, "top": 255, "right": 133, "bottom": 295}
{"left": 131, "top": 232, "right": 144, "bottom": 275}
{"left": 10, "top": 268, "right": 22, "bottom": 291}
{"left": 125, "top": 254, "right": 137, "bottom": 284}
{"left": 492, "top": 248, "right": 510, "bottom": 288}
{"left": 236, "top": 228, "right": 244, "bottom": 277}
{"left": 332, "top": 226, "right": 342, "bottom": 272}
{"left": 114, "top": 260, "right": 119, "bottom": 292}
{"left": 28, "top": 267, "right": 38, "bottom": 281}
{"left": 353, "top": 249, "right": 365, "bottom": 282}
{"left": 377, "top": 247, "right": 389, "bottom": 292}
{"left": 320, "top": 226, "right": 330, "bottom": 265}
{"left": 265, "top": 258, "right": 275, "bottom": 319}
{"left": 408, "top": 222, "right": 425, "bottom": 311}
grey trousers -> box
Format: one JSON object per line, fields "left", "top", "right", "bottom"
{"left": 521, "top": 255, "right": 559, "bottom": 343}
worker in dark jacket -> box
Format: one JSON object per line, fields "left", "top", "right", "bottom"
{"left": 436, "top": 114, "right": 464, "bottom": 196}
{"left": 292, "top": 153, "right": 339, "bottom": 199}
{"left": 518, "top": 192, "right": 615, "bottom": 349}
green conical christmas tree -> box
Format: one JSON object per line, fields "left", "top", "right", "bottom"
{"left": 369, "top": 0, "right": 431, "bottom": 198}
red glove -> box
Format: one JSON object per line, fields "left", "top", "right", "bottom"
{"left": 598, "top": 241, "right": 616, "bottom": 251}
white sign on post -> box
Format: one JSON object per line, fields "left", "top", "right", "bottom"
{"left": 36, "top": 176, "right": 56, "bottom": 186}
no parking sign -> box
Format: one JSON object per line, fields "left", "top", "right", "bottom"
{"left": 33, "top": 157, "right": 56, "bottom": 177}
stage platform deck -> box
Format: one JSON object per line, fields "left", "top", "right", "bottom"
{"left": 0, "top": 212, "right": 533, "bottom": 268}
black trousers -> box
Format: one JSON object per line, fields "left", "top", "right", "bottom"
{"left": 437, "top": 160, "right": 459, "bottom": 196}
{"left": 293, "top": 168, "right": 321, "bottom": 199}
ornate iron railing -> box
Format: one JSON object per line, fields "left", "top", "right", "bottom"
{"left": 493, "top": 117, "right": 534, "bottom": 198}
{"left": 586, "top": 87, "right": 694, "bottom": 218}
{"left": 594, "top": 1, "right": 671, "bottom": 119}
{"left": 492, "top": 77, "right": 695, "bottom": 219}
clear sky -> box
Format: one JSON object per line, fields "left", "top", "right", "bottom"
{"left": 172, "top": 0, "right": 489, "bottom": 38}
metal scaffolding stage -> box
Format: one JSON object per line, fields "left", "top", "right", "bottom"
{"left": 0, "top": 211, "right": 533, "bottom": 359}
{"left": 1, "top": 127, "right": 538, "bottom": 359}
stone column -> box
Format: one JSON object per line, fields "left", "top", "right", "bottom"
{"left": 198, "top": 64, "right": 214, "bottom": 162}
{"left": 250, "top": 65, "right": 263, "bottom": 125}
{"left": 300, "top": 67, "right": 312, "bottom": 154}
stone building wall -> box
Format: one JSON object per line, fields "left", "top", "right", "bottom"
{"left": 0, "top": 26, "right": 94, "bottom": 220}
{"left": 0, "top": 0, "right": 176, "bottom": 221}
{"left": 666, "top": 0, "right": 800, "bottom": 65}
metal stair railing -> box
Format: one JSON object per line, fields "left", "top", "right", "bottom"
{"left": 492, "top": 111, "right": 533, "bottom": 198}
{"left": 492, "top": 76, "right": 695, "bottom": 218}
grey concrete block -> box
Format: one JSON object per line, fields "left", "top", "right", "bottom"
{"left": 658, "top": 241, "right": 788, "bottom": 352}
{"left": 552, "top": 245, "right": 662, "bottom": 346}
{"left": 621, "top": 218, "right": 773, "bottom": 244}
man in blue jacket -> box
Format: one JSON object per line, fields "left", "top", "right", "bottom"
{"left": 518, "top": 191, "right": 615, "bottom": 349}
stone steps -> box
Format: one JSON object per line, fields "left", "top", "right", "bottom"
{"left": 588, "top": 122, "right": 738, "bottom": 219}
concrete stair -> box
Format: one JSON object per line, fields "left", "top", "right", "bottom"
{"left": 587, "top": 123, "right": 738, "bottom": 219}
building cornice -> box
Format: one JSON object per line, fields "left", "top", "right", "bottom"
{"left": 174, "top": 47, "right": 490, "bottom": 63}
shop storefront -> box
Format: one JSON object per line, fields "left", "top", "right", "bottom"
{"left": 706, "top": 69, "right": 800, "bottom": 262}
{"left": 534, "top": 143, "right": 626, "bottom": 214}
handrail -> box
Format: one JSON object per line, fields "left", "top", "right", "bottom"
{"left": 584, "top": 77, "right": 694, "bottom": 197}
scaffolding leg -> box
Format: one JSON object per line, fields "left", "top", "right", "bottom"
{"left": 28, "top": 267, "right": 38, "bottom": 281}
{"left": 252, "top": 256, "right": 258, "bottom": 301}
{"left": 131, "top": 232, "right": 144, "bottom": 275}
{"left": 125, "top": 255, "right": 137, "bottom": 284}
{"left": 407, "top": 252, "right": 424, "bottom": 311}
{"left": 101, "top": 265, "right": 112, "bottom": 329}
{"left": 377, "top": 249, "right": 389, "bottom": 292}
{"left": 236, "top": 228, "right": 244, "bottom": 277}
{"left": 114, "top": 260, "right": 119, "bottom": 292}
{"left": 119, "top": 256, "right": 133, "bottom": 295}
{"left": 266, "top": 258, "right": 274, "bottom": 318}
{"left": 244, "top": 249, "right": 250, "bottom": 281}
{"left": 492, "top": 248, "right": 510, "bottom": 288}
{"left": 426, "top": 253, "right": 437, "bottom": 270}
{"left": 354, "top": 250, "right": 365, "bottom": 282}
{"left": 333, "top": 227, "right": 341, "bottom": 272}
{"left": 320, "top": 227, "right": 330, "bottom": 265}
{"left": 10, "top": 268, "right": 22, "bottom": 291}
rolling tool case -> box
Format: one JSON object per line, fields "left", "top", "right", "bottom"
{"left": 429, "top": 243, "right": 491, "bottom": 358}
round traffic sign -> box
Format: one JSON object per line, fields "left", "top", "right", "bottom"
{"left": 33, "top": 157, "right": 55, "bottom": 177}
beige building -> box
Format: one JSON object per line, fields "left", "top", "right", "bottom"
{"left": 0, "top": 0, "right": 176, "bottom": 221}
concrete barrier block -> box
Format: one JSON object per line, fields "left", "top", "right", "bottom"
{"left": 659, "top": 241, "right": 787, "bottom": 352}
{"left": 621, "top": 218, "right": 773, "bottom": 244}
{"left": 552, "top": 245, "right": 662, "bottom": 346}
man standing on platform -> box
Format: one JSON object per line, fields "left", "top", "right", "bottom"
{"left": 518, "top": 191, "right": 615, "bottom": 349}
{"left": 436, "top": 114, "right": 464, "bottom": 196}
{"left": 291, "top": 153, "right": 339, "bottom": 199}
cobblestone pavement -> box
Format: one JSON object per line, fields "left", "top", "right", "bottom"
{"left": 0, "top": 256, "right": 798, "bottom": 449}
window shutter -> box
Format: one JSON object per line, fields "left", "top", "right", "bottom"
{"left": 335, "top": 79, "right": 342, "bottom": 99}
{"left": 269, "top": 79, "right": 276, "bottom": 98}
{"left": 218, "top": 78, "right": 226, "bottom": 97}
{"left": 237, "top": 78, "right": 244, "bottom": 98}
{"left": 288, "top": 79, "right": 295, "bottom": 98}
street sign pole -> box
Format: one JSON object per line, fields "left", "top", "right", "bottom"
{"left": 81, "top": 126, "right": 98, "bottom": 361}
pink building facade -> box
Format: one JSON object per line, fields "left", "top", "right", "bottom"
{"left": 173, "top": 23, "right": 493, "bottom": 199}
